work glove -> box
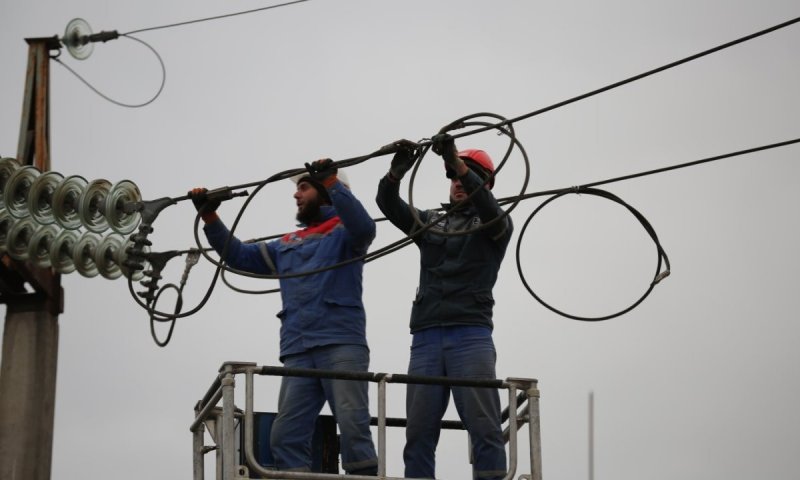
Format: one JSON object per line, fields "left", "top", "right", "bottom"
{"left": 431, "top": 133, "right": 464, "bottom": 176}
{"left": 388, "top": 139, "right": 419, "bottom": 180}
{"left": 188, "top": 187, "right": 221, "bottom": 223}
{"left": 188, "top": 188, "right": 221, "bottom": 214}
{"left": 304, "top": 158, "right": 338, "bottom": 188}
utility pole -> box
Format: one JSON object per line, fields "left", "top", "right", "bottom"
{"left": 0, "top": 35, "right": 64, "bottom": 480}
{"left": 588, "top": 391, "right": 594, "bottom": 480}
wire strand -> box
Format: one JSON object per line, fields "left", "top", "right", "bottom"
{"left": 123, "top": 0, "right": 310, "bottom": 35}
{"left": 52, "top": 34, "right": 166, "bottom": 108}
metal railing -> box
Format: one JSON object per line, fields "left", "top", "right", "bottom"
{"left": 191, "top": 362, "right": 542, "bottom": 480}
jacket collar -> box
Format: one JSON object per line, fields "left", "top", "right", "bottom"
{"left": 440, "top": 202, "right": 476, "bottom": 216}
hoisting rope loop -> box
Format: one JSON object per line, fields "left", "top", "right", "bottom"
{"left": 515, "top": 186, "right": 671, "bottom": 322}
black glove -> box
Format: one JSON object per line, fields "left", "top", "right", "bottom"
{"left": 389, "top": 139, "right": 419, "bottom": 180}
{"left": 304, "top": 158, "right": 338, "bottom": 185}
{"left": 188, "top": 187, "right": 221, "bottom": 215}
{"left": 431, "top": 133, "right": 462, "bottom": 172}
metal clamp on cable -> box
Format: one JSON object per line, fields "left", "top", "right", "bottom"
{"left": 204, "top": 186, "right": 249, "bottom": 203}
{"left": 180, "top": 249, "right": 201, "bottom": 287}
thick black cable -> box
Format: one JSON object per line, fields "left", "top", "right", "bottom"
{"left": 515, "top": 187, "right": 670, "bottom": 322}
{"left": 123, "top": 13, "right": 800, "bottom": 320}
{"left": 218, "top": 220, "right": 398, "bottom": 295}
{"left": 149, "top": 283, "right": 181, "bottom": 346}
{"left": 406, "top": 114, "right": 528, "bottom": 238}
{"left": 189, "top": 149, "right": 442, "bottom": 282}
{"left": 495, "top": 137, "right": 800, "bottom": 206}
{"left": 120, "top": 4, "right": 800, "bottom": 223}
{"left": 52, "top": 34, "right": 166, "bottom": 108}
{"left": 121, "top": 6, "right": 800, "bottom": 218}
{"left": 445, "top": 15, "right": 800, "bottom": 142}
{"left": 205, "top": 136, "right": 800, "bottom": 286}
{"left": 128, "top": 134, "right": 798, "bottom": 321}
{"left": 122, "top": 0, "right": 311, "bottom": 35}
{"left": 133, "top": 158, "right": 459, "bottom": 319}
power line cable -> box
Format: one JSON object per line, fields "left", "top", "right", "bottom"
{"left": 123, "top": 0, "right": 310, "bottom": 35}
{"left": 53, "top": 1, "right": 309, "bottom": 109}
{"left": 515, "top": 187, "right": 670, "bottom": 322}
{"left": 129, "top": 133, "right": 799, "bottom": 326}
{"left": 447, "top": 15, "right": 800, "bottom": 141}
{"left": 121, "top": 13, "right": 800, "bottom": 339}
{"left": 117, "top": 13, "right": 800, "bottom": 206}
{"left": 496, "top": 137, "right": 800, "bottom": 205}
{"left": 52, "top": 34, "right": 166, "bottom": 108}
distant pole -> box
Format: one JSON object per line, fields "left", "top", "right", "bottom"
{"left": 0, "top": 35, "right": 63, "bottom": 480}
{"left": 588, "top": 391, "right": 594, "bottom": 480}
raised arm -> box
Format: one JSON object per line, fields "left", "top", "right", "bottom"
{"left": 375, "top": 140, "right": 427, "bottom": 235}
{"left": 431, "top": 134, "right": 512, "bottom": 241}
{"left": 306, "top": 159, "right": 376, "bottom": 254}
{"left": 189, "top": 187, "right": 276, "bottom": 274}
{"left": 456, "top": 168, "right": 512, "bottom": 241}
{"left": 327, "top": 178, "right": 376, "bottom": 254}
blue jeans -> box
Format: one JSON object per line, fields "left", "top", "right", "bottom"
{"left": 404, "top": 326, "right": 507, "bottom": 480}
{"left": 270, "top": 344, "right": 378, "bottom": 473}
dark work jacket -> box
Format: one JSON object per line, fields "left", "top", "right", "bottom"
{"left": 376, "top": 170, "right": 512, "bottom": 333}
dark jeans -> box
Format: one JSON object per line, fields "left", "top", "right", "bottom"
{"left": 404, "top": 326, "right": 507, "bottom": 480}
{"left": 270, "top": 344, "right": 378, "bottom": 474}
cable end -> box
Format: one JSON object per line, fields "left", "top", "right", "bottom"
{"left": 654, "top": 270, "right": 671, "bottom": 285}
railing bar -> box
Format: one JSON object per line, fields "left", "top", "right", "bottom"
{"left": 259, "top": 365, "right": 512, "bottom": 389}
{"left": 199, "top": 364, "right": 540, "bottom": 480}
{"left": 377, "top": 379, "right": 387, "bottom": 478}
{"left": 369, "top": 417, "right": 465, "bottom": 430}
{"left": 502, "top": 386, "right": 519, "bottom": 480}
{"left": 501, "top": 391, "right": 528, "bottom": 423}
{"left": 190, "top": 386, "right": 223, "bottom": 433}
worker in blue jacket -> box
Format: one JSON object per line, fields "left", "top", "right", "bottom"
{"left": 375, "top": 137, "right": 512, "bottom": 480}
{"left": 190, "top": 159, "right": 378, "bottom": 476}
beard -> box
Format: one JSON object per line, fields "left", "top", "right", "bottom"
{"left": 296, "top": 195, "right": 323, "bottom": 224}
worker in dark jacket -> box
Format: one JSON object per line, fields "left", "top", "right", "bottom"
{"left": 190, "top": 159, "right": 378, "bottom": 476}
{"left": 375, "top": 137, "right": 512, "bottom": 480}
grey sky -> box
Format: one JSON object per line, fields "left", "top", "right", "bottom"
{"left": 1, "top": 1, "right": 799, "bottom": 479}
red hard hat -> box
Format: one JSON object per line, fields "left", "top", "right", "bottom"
{"left": 458, "top": 149, "right": 495, "bottom": 173}
{"left": 452, "top": 149, "right": 495, "bottom": 188}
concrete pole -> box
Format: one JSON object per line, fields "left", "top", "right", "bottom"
{"left": 589, "top": 391, "right": 594, "bottom": 480}
{"left": 0, "top": 36, "right": 63, "bottom": 480}
{"left": 0, "top": 304, "right": 59, "bottom": 480}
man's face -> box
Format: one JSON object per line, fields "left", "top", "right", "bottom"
{"left": 449, "top": 170, "right": 491, "bottom": 204}
{"left": 294, "top": 181, "right": 323, "bottom": 224}
{"left": 450, "top": 177, "right": 468, "bottom": 204}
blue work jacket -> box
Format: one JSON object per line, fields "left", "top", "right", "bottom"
{"left": 204, "top": 179, "right": 376, "bottom": 360}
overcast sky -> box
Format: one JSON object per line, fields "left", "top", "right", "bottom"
{"left": 1, "top": 1, "right": 799, "bottom": 479}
